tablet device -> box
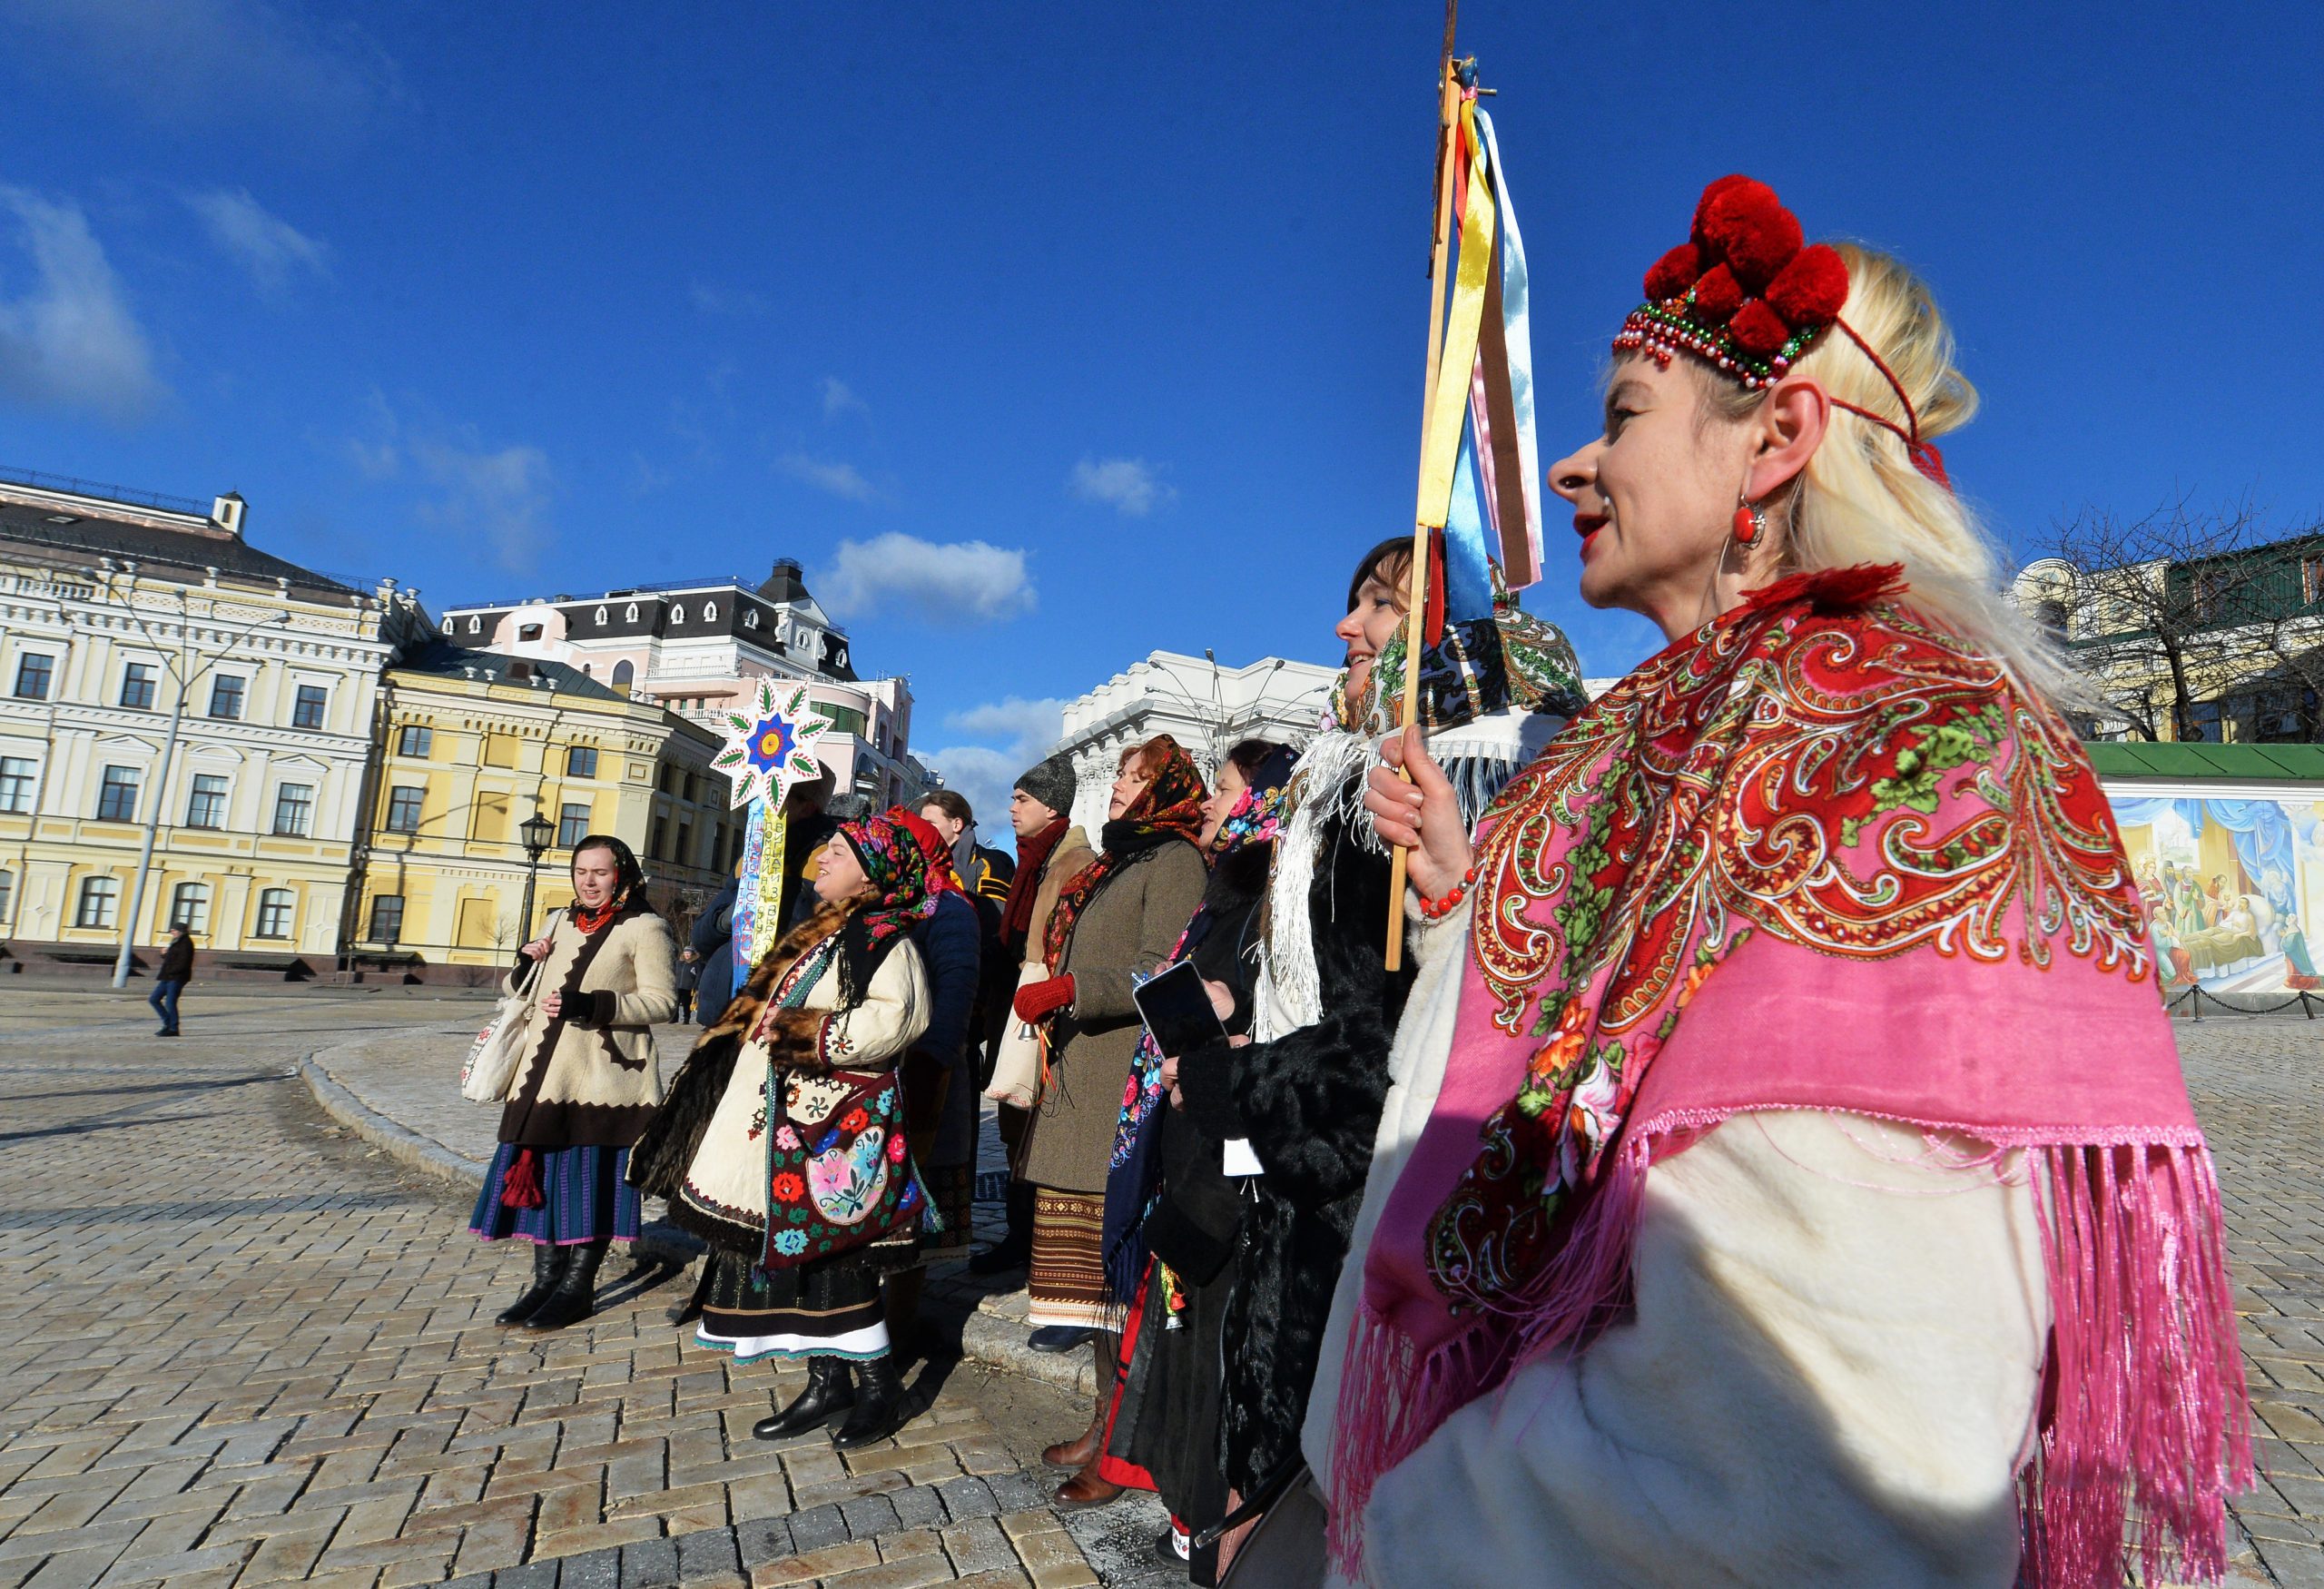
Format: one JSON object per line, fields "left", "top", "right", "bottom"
{"left": 1131, "top": 959, "right": 1228, "bottom": 1057}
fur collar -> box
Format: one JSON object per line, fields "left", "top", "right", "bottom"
{"left": 701, "top": 897, "right": 856, "bottom": 1041}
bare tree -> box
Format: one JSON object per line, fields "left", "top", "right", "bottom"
{"left": 2035, "top": 499, "right": 2324, "bottom": 742}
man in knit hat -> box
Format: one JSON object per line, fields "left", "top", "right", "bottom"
{"left": 972, "top": 752, "right": 1095, "bottom": 1277}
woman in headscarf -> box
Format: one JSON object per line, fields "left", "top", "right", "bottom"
{"left": 628, "top": 812, "right": 935, "bottom": 1450}
{"left": 1318, "top": 175, "right": 2250, "bottom": 1588}
{"left": 471, "top": 834, "right": 677, "bottom": 1333}
{"left": 1011, "top": 735, "right": 1210, "bottom": 1488}
{"left": 1076, "top": 739, "right": 1295, "bottom": 1555}
{"left": 1158, "top": 540, "right": 1583, "bottom": 1570}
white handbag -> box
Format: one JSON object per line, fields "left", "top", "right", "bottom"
{"left": 982, "top": 962, "right": 1048, "bottom": 1110}
{"left": 459, "top": 920, "right": 556, "bottom": 1103}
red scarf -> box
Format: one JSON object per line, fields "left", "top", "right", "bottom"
{"left": 1000, "top": 815, "right": 1069, "bottom": 952}
{"left": 889, "top": 807, "right": 967, "bottom": 898}
{"left": 1042, "top": 745, "right": 1206, "bottom": 972}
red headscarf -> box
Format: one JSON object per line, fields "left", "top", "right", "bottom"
{"left": 888, "top": 806, "right": 967, "bottom": 899}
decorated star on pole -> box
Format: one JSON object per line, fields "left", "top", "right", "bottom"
{"left": 712, "top": 677, "right": 832, "bottom": 810}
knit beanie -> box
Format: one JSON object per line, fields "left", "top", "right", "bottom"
{"left": 1014, "top": 753, "right": 1076, "bottom": 821}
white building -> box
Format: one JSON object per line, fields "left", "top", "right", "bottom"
{"left": 439, "top": 559, "right": 919, "bottom": 809}
{"left": 0, "top": 472, "right": 423, "bottom": 972}
{"left": 1053, "top": 650, "right": 1338, "bottom": 833}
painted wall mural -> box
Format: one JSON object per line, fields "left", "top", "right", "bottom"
{"left": 2110, "top": 791, "right": 2324, "bottom": 994}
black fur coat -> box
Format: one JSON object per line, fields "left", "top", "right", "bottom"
{"left": 1174, "top": 808, "right": 1412, "bottom": 1499}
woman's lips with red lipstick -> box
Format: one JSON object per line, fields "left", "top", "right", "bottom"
{"left": 1575, "top": 512, "right": 1608, "bottom": 553}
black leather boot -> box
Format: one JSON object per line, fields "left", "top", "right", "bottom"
{"left": 753, "top": 1357, "right": 853, "bottom": 1441}
{"left": 495, "top": 1242, "right": 568, "bottom": 1327}
{"left": 519, "top": 1240, "right": 606, "bottom": 1332}
{"left": 832, "top": 1355, "right": 907, "bottom": 1449}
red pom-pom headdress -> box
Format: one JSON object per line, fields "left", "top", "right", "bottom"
{"left": 1613, "top": 174, "right": 1951, "bottom": 489}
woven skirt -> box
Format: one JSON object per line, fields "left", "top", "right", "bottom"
{"left": 1028, "top": 1186, "right": 1118, "bottom": 1330}
{"left": 921, "top": 1162, "right": 977, "bottom": 1266}
{"left": 695, "top": 1246, "right": 889, "bottom": 1364}
{"left": 469, "top": 1144, "right": 642, "bottom": 1246}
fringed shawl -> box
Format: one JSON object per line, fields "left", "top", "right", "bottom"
{"left": 1329, "top": 567, "right": 2251, "bottom": 1588}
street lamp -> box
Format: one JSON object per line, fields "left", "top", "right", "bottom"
{"left": 517, "top": 810, "right": 556, "bottom": 941}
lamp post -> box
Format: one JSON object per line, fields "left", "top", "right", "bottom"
{"left": 517, "top": 810, "right": 556, "bottom": 942}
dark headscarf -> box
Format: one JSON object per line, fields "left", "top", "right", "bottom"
{"left": 568, "top": 834, "right": 654, "bottom": 933}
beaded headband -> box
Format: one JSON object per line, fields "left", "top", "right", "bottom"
{"left": 1614, "top": 174, "right": 1950, "bottom": 489}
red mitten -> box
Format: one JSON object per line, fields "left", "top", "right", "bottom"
{"left": 1014, "top": 974, "right": 1076, "bottom": 1023}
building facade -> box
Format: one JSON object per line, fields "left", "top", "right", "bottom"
{"left": 438, "top": 559, "right": 920, "bottom": 809}
{"left": 352, "top": 642, "right": 732, "bottom": 976}
{"left": 1053, "top": 651, "right": 1338, "bottom": 833}
{"left": 0, "top": 473, "right": 420, "bottom": 973}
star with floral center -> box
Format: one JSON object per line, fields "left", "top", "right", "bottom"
{"left": 711, "top": 677, "right": 833, "bottom": 810}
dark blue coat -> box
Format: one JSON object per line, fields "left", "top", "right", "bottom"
{"left": 909, "top": 889, "right": 983, "bottom": 1167}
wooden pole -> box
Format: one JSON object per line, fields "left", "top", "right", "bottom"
{"left": 1384, "top": 7, "right": 1462, "bottom": 974}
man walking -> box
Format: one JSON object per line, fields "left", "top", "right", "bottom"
{"left": 151, "top": 923, "right": 193, "bottom": 1037}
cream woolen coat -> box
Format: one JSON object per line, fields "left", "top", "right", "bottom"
{"left": 497, "top": 907, "right": 680, "bottom": 1150}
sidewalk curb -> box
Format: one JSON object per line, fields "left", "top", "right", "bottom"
{"left": 297, "top": 1041, "right": 1091, "bottom": 1395}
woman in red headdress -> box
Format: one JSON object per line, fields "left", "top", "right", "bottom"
{"left": 1295, "top": 178, "right": 2251, "bottom": 1588}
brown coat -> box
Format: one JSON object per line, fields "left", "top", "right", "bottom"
{"left": 1020, "top": 838, "right": 1208, "bottom": 1194}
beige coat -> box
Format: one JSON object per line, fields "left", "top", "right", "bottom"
{"left": 1021, "top": 825, "right": 1095, "bottom": 972}
{"left": 1020, "top": 838, "right": 1208, "bottom": 1194}
{"left": 497, "top": 907, "right": 678, "bottom": 1150}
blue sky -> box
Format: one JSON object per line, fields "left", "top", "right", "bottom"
{"left": 3, "top": 0, "right": 2319, "bottom": 824}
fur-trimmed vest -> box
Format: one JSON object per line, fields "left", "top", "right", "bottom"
{"left": 628, "top": 900, "right": 930, "bottom": 1255}
{"left": 496, "top": 907, "right": 678, "bottom": 1150}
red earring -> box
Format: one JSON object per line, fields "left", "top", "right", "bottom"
{"left": 1732, "top": 500, "right": 1762, "bottom": 545}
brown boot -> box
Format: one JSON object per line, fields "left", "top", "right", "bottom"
{"left": 1054, "top": 1458, "right": 1124, "bottom": 1508}
{"left": 1042, "top": 1416, "right": 1101, "bottom": 1470}
{"left": 1040, "top": 1329, "right": 1119, "bottom": 1470}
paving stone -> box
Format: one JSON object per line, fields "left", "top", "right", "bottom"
{"left": 782, "top": 1504, "right": 846, "bottom": 1554}
{"left": 619, "top": 1537, "right": 679, "bottom": 1589}
{"left": 495, "top": 1563, "right": 560, "bottom": 1589}
{"left": 674, "top": 1529, "right": 738, "bottom": 1583}
{"left": 841, "top": 1495, "right": 901, "bottom": 1540}
{"left": 554, "top": 1549, "right": 620, "bottom": 1589}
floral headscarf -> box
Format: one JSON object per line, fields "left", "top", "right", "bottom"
{"left": 1040, "top": 740, "right": 1207, "bottom": 973}
{"left": 888, "top": 806, "right": 968, "bottom": 899}
{"left": 836, "top": 811, "right": 939, "bottom": 952}
{"left": 1333, "top": 584, "right": 1587, "bottom": 738}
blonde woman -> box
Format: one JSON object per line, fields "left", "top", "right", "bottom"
{"left": 1309, "top": 177, "right": 2249, "bottom": 1587}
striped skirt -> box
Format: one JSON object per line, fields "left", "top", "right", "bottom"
{"left": 695, "top": 1247, "right": 889, "bottom": 1364}
{"left": 469, "top": 1143, "right": 643, "bottom": 1246}
{"left": 1028, "top": 1186, "right": 1118, "bottom": 1330}
{"left": 921, "top": 1162, "right": 977, "bottom": 1266}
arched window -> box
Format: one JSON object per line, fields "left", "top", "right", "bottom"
{"left": 595, "top": 606, "right": 607, "bottom": 625}
{"left": 703, "top": 603, "right": 716, "bottom": 623}
{"left": 625, "top": 603, "right": 638, "bottom": 622}
{"left": 744, "top": 609, "right": 760, "bottom": 629}
{"left": 467, "top": 616, "right": 480, "bottom": 634}
{"left": 169, "top": 881, "right": 210, "bottom": 934}
{"left": 612, "top": 660, "right": 635, "bottom": 693}
{"left": 672, "top": 604, "right": 686, "bottom": 622}
{"left": 254, "top": 888, "right": 295, "bottom": 939}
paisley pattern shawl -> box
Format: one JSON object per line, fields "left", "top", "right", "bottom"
{"left": 1328, "top": 567, "right": 2250, "bottom": 1588}
{"left": 1039, "top": 743, "right": 1206, "bottom": 973}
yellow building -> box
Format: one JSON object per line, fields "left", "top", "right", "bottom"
{"left": 0, "top": 475, "right": 424, "bottom": 975}
{"left": 350, "top": 640, "right": 734, "bottom": 978}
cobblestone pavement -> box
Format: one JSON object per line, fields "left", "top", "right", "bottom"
{"left": 6, "top": 990, "right": 2322, "bottom": 1587}
{"left": 0, "top": 992, "right": 1177, "bottom": 1589}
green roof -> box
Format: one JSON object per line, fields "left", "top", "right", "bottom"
{"left": 2084, "top": 740, "right": 2324, "bottom": 782}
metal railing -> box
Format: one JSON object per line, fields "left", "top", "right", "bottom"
{"left": 2166, "top": 984, "right": 2321, "bottom": 1019}
{"left": 0, "top": 466, "right": 210, "bottom": 516}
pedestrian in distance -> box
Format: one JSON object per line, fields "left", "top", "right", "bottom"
{"left": 974, "top": 755, "right": 1094, "bottom": 1277}
{"left": 469, "top": 834, "right": 678, "bottom": 1333}
{"left": 1012, "top": 736, "right": 1207, "bottom": 1497}
{"left": 150, "top": 923, "right": 194, "bottom": 1037}
{"left": 674, "top": 943, "right": 700, "bottom": 1024}
{"left": 629, "top": 812, "right": 938, "bottom": 1450}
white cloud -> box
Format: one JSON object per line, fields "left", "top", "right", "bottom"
{"left": 4, "top": 0, "right": 396, "bottom": 128}
{"left": 817, "top": 532, "right": 1035, "bottom": 625}
{"left": 777, "top": 451, "right": 881, "bottom": 504}
{"left": 690, "top": 281, "right": 768, "bottom": 317}
{"left": 0, "top": 187, "right": 164, "bottom": 422}
{"left": 945, "top": 696, "right": 1067, "bottom": 763}
{"left": 820, "top": 376, "right": 865, "bottom": 419}
{"left": 1069, "top": 455, "right": 1173, "bottom": 517}
{"left": 922, "top": 745, "right": 1026, "bottom": 837}
{"left": 411, "top": 436, "right": 553, "bottom": 573}
{"left": 184, "top": 187, "right": 328, "bottom": 294}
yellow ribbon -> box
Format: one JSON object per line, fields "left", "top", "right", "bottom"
{"left": 1413, "top": 99, "right": 1497, "bottom": 532}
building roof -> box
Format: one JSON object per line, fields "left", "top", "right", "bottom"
{"left": 2085, "top": 740, "right": 2324, "bottom": 783}
{"left": 393, "top": 639, "right": 628, "bottom": 703}
{"left": 0, "top": 488, "right": 355, "bottom": 597}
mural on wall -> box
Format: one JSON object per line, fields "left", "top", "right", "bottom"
{"left": 2112, "top": 793, "right": 2324, "bottom": 994}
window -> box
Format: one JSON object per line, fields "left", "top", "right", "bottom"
{"left": 0, "top": 869, "right": 12, "bottom": 924}
{"left": 702, "top": 603, "right": 716, "bottom": 623}
{"left": 96, "top": 765, "right": 141, "bottom": 823}
{"left": 595, "top": 606, "right": 607, "bottom": 624}
{"left": 675, "top": 821, "right": 693, "bottom": 868}
{"left": 208, "top": 676, "right": 245, "bottom": 720}
{"left": 611, "top": 660, "right": 634, "bottom": 691}
{"left": 624, "top": 603, "right": 638, "bottom": 622}
{"left": 467, "top": 616, "right": 480, "bottom": 634}
{"left": 518, "top": 623, "right": 544, "bottom": 641}
{"left": 368, "top": 893, "right": 405, "bottom": 943}
{"left": 556, "top": 801, "right": 591, "bottom": 849}
{"left": 398, "top": 725, "right": 432, "bottom": 757}
{"left": 292, "top": 684, "right": 328, "bottom": 729}
{"left": 384, "top": 785, "right": 424, "bottom": 833}
{"left": 120, "top": 662, "right": 157, "bottom": 709}
{"left": 2305, "top": 555, "right": 2324, "bottom": 608}
{"left": 74, "top": 874, "right": 119, "bottom": 929}
{"left": 255, "top": 888, "right": 295, "bottom": 939}
{"left": 185, "top": 775, "right": 229, "bottom": 829}
{"left": 648, "top": 815, "right": 667, "bottom": 860}
{"left": 672, "top": 604, "right": 685, "bottom": 622}
{"left": 0, "top": 756, "right": 33, "bottom": 814}
{"left": 169, "top": 882, "right": 209, "bottom": 934}
{"left": 272, "top": 784, "right": 314, "bottom": 837}
{"left": 13, "top": 653, "right": 53, "bottom": 699}
{"left": 744, "top": 609, "right": 760, "bottom": 629}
